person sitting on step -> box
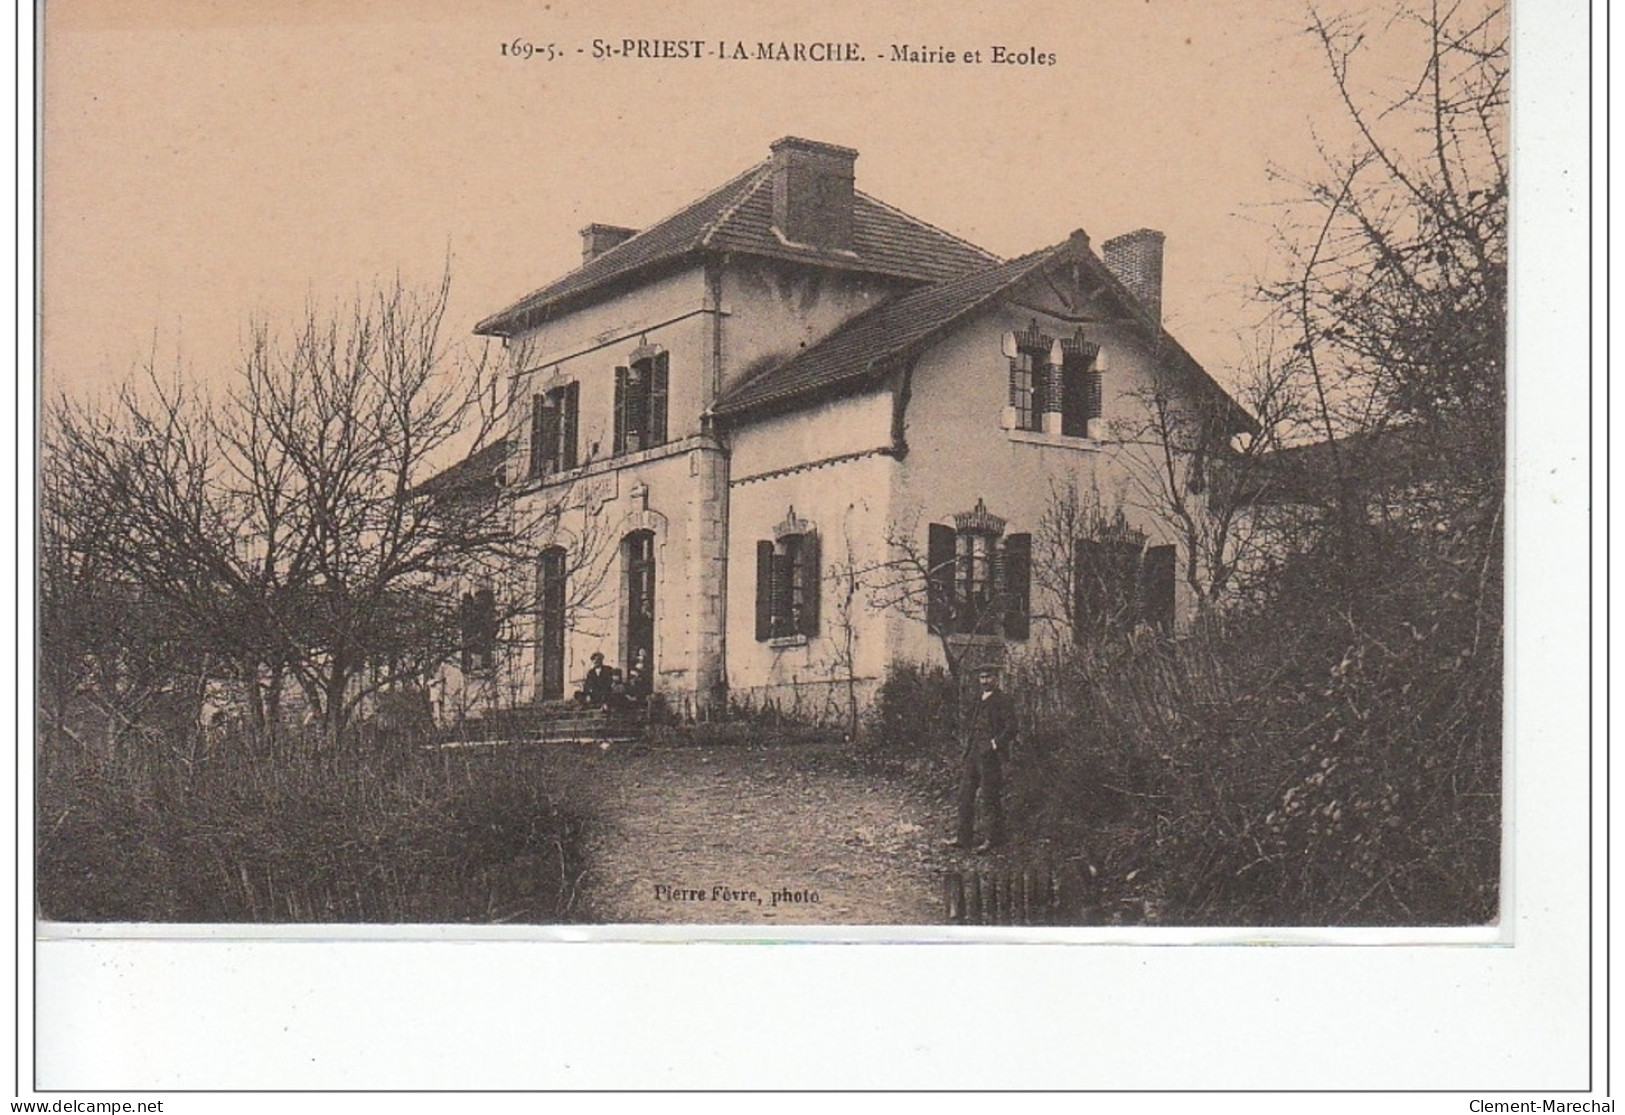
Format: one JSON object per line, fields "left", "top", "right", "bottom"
{"left": 576, "top": 652, "right": 618, "bottom": 709}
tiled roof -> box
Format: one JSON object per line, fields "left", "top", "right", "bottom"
{"left": 474, "top": 160, "right": 998, "bottom": 337}
{"left": 710, "top": 247, "right": 1064, "bottom": 418}
{"left": 713, "top": 232, "right": 1257, "bottom": 434}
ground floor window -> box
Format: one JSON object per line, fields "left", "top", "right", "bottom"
{"left": 1073, "top": 538, "right": 1175, "bottom": 639}
{"left": 460, "top": 587, "right": 496, "bottom": 674}
{"left": 927, "top": 500, "right": 1031, "bottom": 640}
{"left": 755, "top": 511, "right": 821, "bottom": 640}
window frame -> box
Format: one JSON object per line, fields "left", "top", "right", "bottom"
{"left": 529, "top": 380, "right": 580, "bottom": 480}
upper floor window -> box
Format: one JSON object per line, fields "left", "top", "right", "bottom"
{"left": 1007, "top": 325, "right": 1052, "bottom": 434}
{"left": 755, "top": 509, "right": 821, "bottom": 641}
{"left": 614, "top": 349, "right": 669, "bottom": 455}
{"left": 1059, "top": 332, "right": 1104, "bottom": 437}
{"left": 529, "top": 381, "right": 580, "bottom": 479}
{"left": 926, "top": 499, "right": 1031, "bottom": 640}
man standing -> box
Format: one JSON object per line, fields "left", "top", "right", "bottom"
{"left": 945, "top": 664, "right": 1017, "bottom": 853}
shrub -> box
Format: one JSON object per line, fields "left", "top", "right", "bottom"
{"left": 37, "top": 736, "right": 589, "bottom": 924}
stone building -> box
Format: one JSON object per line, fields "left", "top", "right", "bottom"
{"left": 436, "top": 137, "right": 1251, "bottom": 721}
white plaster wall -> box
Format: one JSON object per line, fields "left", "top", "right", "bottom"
{"left": 889, "top": 298, "right": 1200, "bottom": 668}
{"left": 725, "top": 451, "right": 899, "bottom": 719}
{"left": 719, "top": 258, "right": 908, "bottom": 395}
{"left": 502, "top": 266, "right": 713, "bottom": 481}
{"left": 727, "top": 389, "right": 895, "bottom": 481}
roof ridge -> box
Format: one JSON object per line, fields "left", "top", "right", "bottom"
{"left": 480, "top": 159, "right": 771, "bottom": 330}
{"left": 854, "top": 190, "right": 1003, "bottom": 264}
{"left": 698, "top": 162, "right": 775, "bottom": 249}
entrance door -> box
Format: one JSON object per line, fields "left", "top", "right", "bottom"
{"left": 623, "top": 531, "right": 656, "bottom": 674}
{"left": 538, "top": 547, "right": 567, "bottom": 701}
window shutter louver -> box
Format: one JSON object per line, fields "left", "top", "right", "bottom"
{"left": 927, "top": 523, "right": 956, "bottom": 635}
{"left": 650, "top": 352, "right": 669, "bottom": 447}
{"left": 1142, "top": 544, "right": 1176, "bottom": 632}
{"left": 613, "top": 366, "right": 629, "bottom": 454}
{"left": 798, "top": 532, "right": 821, "bottom": 637}
{"left": 755, "top": 540, "right": 775, "bottom": 641}
{"left": 1085, "top": 367, "right": 1104, "bottom": 423}
{"left": 1002, "top": 532, "right": 1032, "bottom": 640}
{"left": 561, "top": 381, "right": 580, "bottom": 469}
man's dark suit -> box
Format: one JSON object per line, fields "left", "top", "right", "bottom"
{"left": 955, "top": 685, "right": 1017, "bottom": 847}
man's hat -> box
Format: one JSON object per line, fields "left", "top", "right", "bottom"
{"left": 590, "top": 651, "right": 604, "bottom": 662}
{"left": 976, "top": 663, "right": 1002, "bottom": 678}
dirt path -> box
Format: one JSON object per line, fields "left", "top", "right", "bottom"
{"left": 541, "top": 742, "right": 949, "bottom": 925}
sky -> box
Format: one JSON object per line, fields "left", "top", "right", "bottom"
{"left": 42, "top": 0, "right": 1438, "bottom": 401}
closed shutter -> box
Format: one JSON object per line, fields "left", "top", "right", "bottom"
{"left": 561, "top": 381, "right": 580, "bottom": 470}
{"left": 755, "top": 540, "right": 775, "bottom": 641}
{"left": 1142, "top": 544, "right": 1176, "bottom": 632}
{"left": 1085, "top": 367, "right": 1104, "bottom": 423}
{"left": 649, "top": 352, "right": 669, "bottom": 447}
{"left": 927, "top": 523, "right": 956, "bottom": 635}
{"left": 798, "top": 532, "right": 821, "bottom": 637}
{"left": 1001, "top": 532, "right": 1031, "bottom": 640}
{"left": 613, "top": 366, "right": 628, "bottom": 455}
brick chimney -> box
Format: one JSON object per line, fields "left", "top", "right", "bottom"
{"left": 581, "top": 223, "right": 638, "bottom": 264}
{"left": 1102, "top": 228, "right": 1166, "bottom": 324}
{"left": 769, "top": 137, "right": 858, "bottom": 251}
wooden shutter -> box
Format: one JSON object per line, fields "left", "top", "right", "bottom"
{"left": 798, "top": 532, "right": 821, "bottom": 637}
{"left": 1001, "top": 532, "right": 1031, "bottom": 640}
{"left": 927, "top": 523, "right": 956, "bottom": 635}
{"left": 649, "top": 352, "right": 669, "bottom": 447}
{"left": 613, "top": 366, "right": 628, "bottom": 455}
{"left": 1085, "top": 367, "right": 1104, "bottom": 423}
{"left": 755, "top": 540, "right": 775, "bottom": 641}
{"left": 1142, "top": 544, "right": 1176, "bottom": 632}
{"left": 561, "top": 381, "right": 580, "bottom": 470}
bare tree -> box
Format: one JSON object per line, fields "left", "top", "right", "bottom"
{"left": 1264, "top": 0, "right": 1507, "bottom": 528}
{"left": 42, "top": 273, "right": 589, "bottom": 750}
{"left": 1113, "top": 337, "right": 1306, "bottom": 609}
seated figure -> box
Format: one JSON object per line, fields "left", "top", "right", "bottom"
{"left": 576, "top": 652, "right": 617, "bottom": 708}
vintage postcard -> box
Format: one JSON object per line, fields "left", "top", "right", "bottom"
{"left": 27, "top": 0, "right": 1594, "bottom": 1092}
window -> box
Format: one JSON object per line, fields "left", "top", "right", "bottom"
{"left": 1072, "top": 537, "right": 1175, "bottom": 640}
{"left": 1059, "top": 333, "right": 1103, "bottom": 438}
{"left": 755, "top": 512, "right": 821, "bottom": 641}
{"left": 529, "top": 381, "right": 580, "bottom": 479}
{"left": 459, "top": 587, "right": 496, "bottom": 673}
{"left": 1007, "top": 326, "right": 1052, "bottom": 433}
{"left": 926, "top": 500, "right": 1031, "bottom": 640}
{"left": 614, "top": 350, "right": 669, "bottom": 455}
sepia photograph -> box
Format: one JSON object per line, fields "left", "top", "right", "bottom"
{"left": 37, "top": 0, "right": 1511, "bottom": 939}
